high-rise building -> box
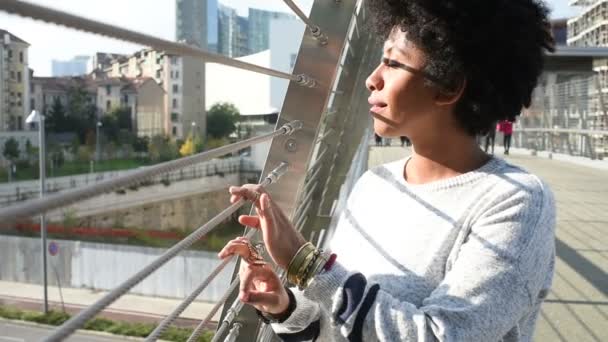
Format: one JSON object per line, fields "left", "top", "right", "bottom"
{"left": 568, "top": 1, "right": 608, "bottom": 46}
{"left": 218, "top": 4, "right": 248, "bottom": 57}
{"left": 175, "top": 0, "right": 218, "bottom": 52}
{"left": 0, "top": 29, "right": 30, "bottom": 131}
{"left": 248, "top": 8, "right": 294, "bottom": 54}
{"left": 51, "top": 55, "right": 90, "bottom": 77}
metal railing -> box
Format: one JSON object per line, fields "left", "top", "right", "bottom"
{"left": 0, "top": 121, "right": 301, "bottom": 221}
{"left": 516, "top": 73, "right": 608, "bottom": 159}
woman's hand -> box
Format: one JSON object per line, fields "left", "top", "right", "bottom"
{"left": 229, "top": 184, "right": 307, "bottom": 269}
{"left": 218, "top": 237, "right": 290, "bottom": 315}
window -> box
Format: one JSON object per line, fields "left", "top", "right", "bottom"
{"left": 156, "top": 70, "right": 162, "bottom": 79}
{"left": 171, "top": 112, "right": 179, "bottom": 122}
{"left": 17, "top": 116, "right": 22, "bottom": 130}
{"left": 106, "top": 100, "right": 111, "bottom": 111}
{"left": 30, "top": 99, "right": 35, "bottom": 110}
{"left": 8, "top": 49, "right": 12, "bottom": 59}
{"left": 172, "top": 126, "right": 177, "bottom": 136}
{"left": 170, "top": 71, "right": 174, "bottom": 78}
{"left": 19, "top": 51, "right": 23, "bottom": 63}
{"left": 106, "top": 85, "right": 111, "bottom": 95}
{"left": 172, "top": 98, "right": 178, "bottom": 109}
{"left": 175, "top": 71, "right": 180, "bottom": 78}
{"left": 10, "top": 71, "right": 15, "bottom": 80}
{"left": 173, "top": 84, "right": 179, "bottom": 93}
{"left": 17, "top": 92, "right": 22, "bottom": 106}
{"left": 17, "top": 71, "right": 21, "bottom": 82}
{"left": 123, "top": 94, "right": 129, "bottom": 104}
{"left": 171, "top": 56, "right": 178, "bottom": 65}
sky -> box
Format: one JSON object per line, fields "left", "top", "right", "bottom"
{"left": 0, "top": 0, "right": 579, "bottom": 76}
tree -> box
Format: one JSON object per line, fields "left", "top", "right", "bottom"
{"left": 102, "top": 107, "right": 133, "bottom": 143}
{"left": 45, "top": 98, "right": 67, "bottom": 133}
{"left": 65, "top": 86, "right": 96, "bottom": 139}
{"left": 207, "top": 102, "right": 239, "bottom": 139}
{"left": 148, "top": 135, "right": 178, "bottom": 162}
{"left": 3, "top": 138, "right": 19, "bottom": 161}
{"left": 25, "top": 139, "right": 37, "bottom": 163}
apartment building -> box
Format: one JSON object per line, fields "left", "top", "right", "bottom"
{"left": 103, "top": 49, "right": 205, "bottom": 139}
{"left": 32, "top": 75, "right": 164, "bottom": 138}
{"left": 0, "top": 29, "right": 30, "bottom": 131}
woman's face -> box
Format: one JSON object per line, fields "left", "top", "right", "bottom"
{"left": 365, "top": 29, "right": 439, "bottom": 138}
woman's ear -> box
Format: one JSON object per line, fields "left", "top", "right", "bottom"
{"left": 435, "top": 78, "right": 466, "bottom": 106}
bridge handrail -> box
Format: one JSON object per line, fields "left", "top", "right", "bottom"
{"left": 42, "top": 163, "right": 288, "bottom": 342}
{"left": 0, "top": 122, "right": 301, "bottom": 222}
{"left": 0, "top": 0, "right": 319, "bottom": 86}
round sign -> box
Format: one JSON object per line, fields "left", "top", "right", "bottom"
{"left": 48, "top": 242, "right": 59, "bottom": 256}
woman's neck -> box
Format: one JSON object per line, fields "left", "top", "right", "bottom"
{"left": 404, "top": 137, "right": 490, "bottom": 185}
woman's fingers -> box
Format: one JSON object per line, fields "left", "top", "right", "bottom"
{"left": 229, "top": 185, "right": 267, "bottom": 204}
{"left": 238, "top": 215, "right": 260, "bottom": 229}
{"left": 244, "top": 290, "right": 280, "bottom": 306}
{"left": 217, "top": 238, "right": 251, "bottom": 259}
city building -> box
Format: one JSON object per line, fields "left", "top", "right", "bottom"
{"left": 248, "top": 8, "right": 294, "bottom": 54}
{"left": 89, "top": 52, "right": 127, "bottom": 72}
{"left": 205, "top": 17, "right": 304, "bottom": 168}
{"left": 51, "top": 55, "right": 90, "bottom": 77}
{"left": 175, "top": 0, "right": 218, "bottom": 52}
{"left": 565, "top": 1, "right": 608, "bottom": 133}
{"left": 103, "top": 48, "right": 205, "bottom": 139}
{"left": 0, "top": 29, "right": 30, "bottom": 131}
{"left": 31, "top": 75, "right": 165, "bottom": 138}
{"left": 218, "top": 4, "right": 249, "bottom": 57}
{"left": 551, "top": 18, "right": 568, "bottom": 46}
{"left": 568, "top": 1, "right": 608, "bottom": 47}
{"left": 30, "top": 76, "right": 95, "bottom": 116}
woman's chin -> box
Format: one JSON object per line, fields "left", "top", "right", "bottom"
{"left": 373, "top": 122, "right": 399, "bottom": 137}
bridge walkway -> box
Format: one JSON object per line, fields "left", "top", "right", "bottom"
{"left": 369, "top": 144, "right": 608, "bottom": 342}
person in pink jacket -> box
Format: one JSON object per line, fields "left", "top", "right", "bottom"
{"left": 499, "top": 120, "right": 514, "bottom": 155}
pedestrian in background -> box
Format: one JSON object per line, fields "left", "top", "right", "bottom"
{"left": 484, "top": 123, "right": 497, "bottom": 154}
{"left": 500, "top": 120, "right": 514, "bottom": 155}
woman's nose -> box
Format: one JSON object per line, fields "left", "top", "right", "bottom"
{"left": 366, "top": 65, "right": 384, "bottom": 92}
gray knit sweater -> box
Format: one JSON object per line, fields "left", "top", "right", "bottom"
{"left": 272, "top": 157, "right": 556, "bottom": 341}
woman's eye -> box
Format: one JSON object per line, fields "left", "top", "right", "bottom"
{"left": 382, "top": 58, "right": 399, "bottom": 68}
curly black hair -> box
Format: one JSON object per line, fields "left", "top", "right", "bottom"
{"left": 367, "top": 0, "right": 555, "bottom": 135}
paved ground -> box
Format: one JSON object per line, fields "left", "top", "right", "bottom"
{"left": 0, "top": 320, "right": 133, "bottom": 342}
{"left": 369, "top": 143, "right": 608, "bottom": 341}
{"left": 0, "top": 280, "right": 220, "bottom": 327}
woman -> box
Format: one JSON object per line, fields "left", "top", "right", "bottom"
{"left": 219, "top": 0, "right": 556, "bottom": 341}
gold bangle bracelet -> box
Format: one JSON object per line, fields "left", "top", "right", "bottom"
{"left": 287, "top": 242, "right": 315, "bottom": 285}
{"left": 302, "top": 250, "right": 329, "bottom": 288}
{"left": 293, "top": 248, "right": 316, "bottom": 286}
{"left": 297, "top": 249, "right": 320, "bottom": 288}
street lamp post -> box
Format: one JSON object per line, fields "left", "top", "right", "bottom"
{"left": 96, "top": 120, "right": 102, "bottom": 162}
{"left": 26, "top": 110, "right": 48, "bottom": 314}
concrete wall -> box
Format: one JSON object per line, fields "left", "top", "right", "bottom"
{"left": 0, "top": 235, "right": 235, "bottom": 301}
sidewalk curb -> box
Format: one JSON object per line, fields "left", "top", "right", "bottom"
{"left": 0, "top": 317, "right": 173, "bottom": 341}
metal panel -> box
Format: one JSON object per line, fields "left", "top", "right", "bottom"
{"left": 217, "top": 1, "right": 361, "bottom": 340}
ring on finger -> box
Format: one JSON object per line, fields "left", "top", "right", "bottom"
{"left": 246, "top": 242, "right": 263, "bottom": 263}
{"left": 249, "top": 191, "right": 260, "bottom": 202}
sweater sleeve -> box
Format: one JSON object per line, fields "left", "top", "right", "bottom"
{"left": 299, "top": 181, "right": 556, "bottom": 341}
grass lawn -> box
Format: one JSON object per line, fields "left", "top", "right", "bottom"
{"left": 0, "top": 158, "right": 150, "bottom": 183}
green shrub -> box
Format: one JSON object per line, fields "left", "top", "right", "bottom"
{"left": 0, "top": 306, "right": 213, "bottom": 341}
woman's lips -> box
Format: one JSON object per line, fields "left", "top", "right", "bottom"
{"left": 370, "top": 104, "right": 387, "bottom": 114}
